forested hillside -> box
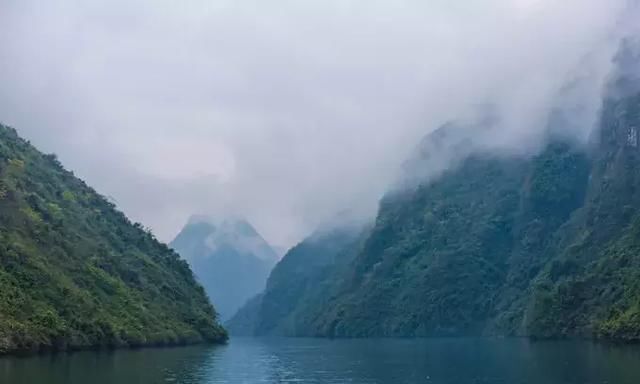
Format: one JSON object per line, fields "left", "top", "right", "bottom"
{"left": 311, "top": 139, "right": 593, "bottom": 337}
{"left": 309, "top": 89, "right": 640, "bottom": 340}
{"left": 227, "top": 225, "right": 366, "bottom": 336}
{"left": 231, "top": 44, "right": 640, "bottom": 341}
{"left": 0, "top": 125, "right": 227, "bottom": 354}
{"left": 525, "top": 91, "right": 640, "bottom": 341}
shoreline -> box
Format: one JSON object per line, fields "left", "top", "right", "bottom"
{"left": 0, "top": 336, "right": 228, "bottom": 358}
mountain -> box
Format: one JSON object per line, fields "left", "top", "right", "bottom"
{"left": 310, "top": 95, "right": 640, "bottom": 340}
{"left": 271, "top": 245, "right": 290, "bottom": 258}
{"left": 231, "top": 139, "right": 590, "bottom": 338}
{"left": 227, "top": 224, "right": 366, "bottom": 336}
{"left": 311, "top": 139, "right": 591, "bottom": 337}
{"left": 231, "top": 43, "right": 640, "bottom": 342}
{"left": 170, "top": 216, "right": 278, "bottom": 321}
{"left": 523, "top": 82, "right": 640, "bottom": 341}
{"left": 0, "top": 125, "right": 227, "bottom": 354}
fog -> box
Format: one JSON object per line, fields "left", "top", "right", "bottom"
{"left": 0, "top": 0, "right": 637, "bottom": 248}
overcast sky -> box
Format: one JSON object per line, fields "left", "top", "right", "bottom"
{"left": 0, "top": 0, "right": 636, "bottom": 249}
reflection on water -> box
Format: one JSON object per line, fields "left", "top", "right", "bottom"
{"left": 2, "top": 337, "right": 640, "bottom": 383}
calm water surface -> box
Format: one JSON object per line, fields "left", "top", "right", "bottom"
{"left": 2, "top": 337, "right": 640, "bottom": 383}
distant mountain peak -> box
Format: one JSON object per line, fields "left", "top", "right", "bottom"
{"left": 187, "top": 213, "right": 247, "bottom": 227}
{"left": 178, "top": 215, "right": 277, "bottom": 262}
{"left": 170, "top": 214, "right": 278, "bottom": 321}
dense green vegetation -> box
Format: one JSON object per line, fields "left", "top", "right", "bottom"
{"left": 0, "top": 125, "right": 227, "bottom": 354}
{"left": 227, "top": 226, "right": 366, "bottom": 336}
{"left": 312, "top": 141, "right": 592, "bottom": 337}
{"left": 524, "top": 93, "right": 640, "bottom": 340}
{"left": 231, "top": 82, "right": 640, "bottom": 342}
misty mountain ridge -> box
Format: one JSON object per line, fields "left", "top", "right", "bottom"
{"left": 228, "top": 222, "right": 369, "bottom": 336}
{"left": 395, "top": 101, "right": 589, "bottom": 195}
{"left": 181, "top": 215, "right": 278, "bottom": 262}
{"left": 170, "top": 215, "right": 277, "bottom": 321}
{"left": 229, "top": 40, "right": 640, "bottom": 341}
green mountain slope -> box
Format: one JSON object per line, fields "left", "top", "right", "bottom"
{"left": 227, "top": 225, "right": 366, "bottom": 336}
{"left": 231, "top": 47, "right": 640, "bottom": 341}
{"left": 0, "top": 125, "right": 227, "bottom": 354}
{"left": 525, "top": 91, "right": 640, "bottom": 340}
{"left": 310, "top": 81, "right": 640, "bottom": 339}
{"left": 230, "top": 135, "right": 596, "bottom": 338}
{"left": 311, "top": 139, "right": 592, "bottom": 337}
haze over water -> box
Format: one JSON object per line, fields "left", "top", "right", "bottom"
{"left": 2, "top": 338, "right": 640, "bottom": 384}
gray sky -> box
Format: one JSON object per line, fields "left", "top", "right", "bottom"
{"left": 0, "top": 0, "right": 635, "bottom": 248}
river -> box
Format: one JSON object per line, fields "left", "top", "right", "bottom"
{"left": 2, "top": 337, "right": 640, "bottom": 383}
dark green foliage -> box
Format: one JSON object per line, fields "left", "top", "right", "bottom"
{"left": 235, "top": 89, "right": 640, "bottom": 342}
{"left": 308, "top": 142, "right": 591, "bottom": 338}
{"left": 525, "top": 93, "right": 640, "bottom": 340}
{"left": 227, "top": 226, "right": 366, "bottom": 336}
{"left": 0, "top": 125, "right": 227, "bottom": 354}
{"left": 303, "top": 88, "right": 640, "bottom": 341}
